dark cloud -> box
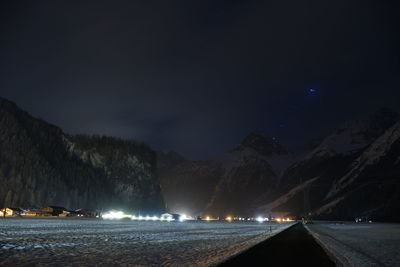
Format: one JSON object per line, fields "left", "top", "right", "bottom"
{"left": 1, "top": 0, "right": 399, "bottom": 159}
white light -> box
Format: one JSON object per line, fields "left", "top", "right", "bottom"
{"left": 256, "top": 217, "right": 264, "bottom": 223}
{"left": 179, "top": 214, "right": 188, "bottom": 222}
{"left": 103, "top": 211, "right": 176, "bottom": 222}
{"left": 161, "top": 213, "right": 174, "bottom": 221}
{"left": 102, "top": 211, "right": 127, "bottom": 220}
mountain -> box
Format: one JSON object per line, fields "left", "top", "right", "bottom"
{"left": 302, "top": 107, "right": 399, "bottom": 158}
{"left": 0, "top": 97, "right": 165, "bottom": 213}
{"left": 256, "top": 108, "right": 400, "bottom": 222}
{"left": 159, "top": 108, "right": 400, "bottom": 222}
{"left": 319, "top": 121, "right": 400, "bottom": 221}
{"left": 158, "top": 133, "right": 296, "bottom": 217}
{"left": 204, "top": 133, "right": 295, "bottom": 217}
{"left": 156, "top": 151, "right": 186, "bottom": 173}
{"left": 233, "top": 133, "right": 287, "bottom": 156}
{"left": 4, "top": 96, "right": 397, "bottom": 221}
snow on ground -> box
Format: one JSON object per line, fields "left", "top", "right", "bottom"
{"left": 307, "top": 222, "right": 400, "bottom": 267}
{"left": 0, "top": 218, "right": 294, "bottom": 266}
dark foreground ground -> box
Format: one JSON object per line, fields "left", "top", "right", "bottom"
{"left": 0, "top": 218, "right": 294, "bottom": 266}
{"left": 220, "top": 223, "right": 335, "bottom": 267}
{"left": 3, "top": 219, "right": 398, "bottom": 266}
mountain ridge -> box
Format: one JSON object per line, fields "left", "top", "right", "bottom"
{"left": 0, "top": 97, "right": 165, "bottom": 213}
{"left": 159, "top": 108, "right": 400, "bottom": 221}
{"left": 256, "top": 108, "right": 400, "bottom": 221}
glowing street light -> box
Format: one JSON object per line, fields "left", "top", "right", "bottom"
{"left": 256, "top": 217, "right": 264, "bottom": 223}
{"left": 179, "top": 214, "right": 188, "bottom": 222}
{"left": 102, "top": 211, "right": 128, "bottom": 219}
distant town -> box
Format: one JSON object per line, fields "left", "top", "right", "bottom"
{"left": 1, "top": 206, "right": 100, "bottom": 218}
{"left": 1, "top": 206, "right": 294, "bottom": 223}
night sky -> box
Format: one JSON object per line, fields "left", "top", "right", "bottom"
{"left": 1, "top": 1, "right": 399, "bottom": 159}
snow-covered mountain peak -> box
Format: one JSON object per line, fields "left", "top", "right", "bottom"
{"left": 233, "top": 132, "right": 287, "bottom": 156}
{"left": 306, "top": 108, "right": 399, "bottom": 159}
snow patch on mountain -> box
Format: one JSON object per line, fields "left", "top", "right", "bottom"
{"left": 217, "top": 147, "right": 295, "bottom": 178}
{"left": 257, "top": 177, "right": 319, "bottom": 213}
{"left": 304, "top": 109, "right": 399, "bottom": 160}
{"left": 315, "top": 196, "right": 346, "bottom": 215}
{"left": 306, "top": 121, "right": 376, "bottom": 160}
{"left": 326, "top": 121, "right": 400, "bottom": 199}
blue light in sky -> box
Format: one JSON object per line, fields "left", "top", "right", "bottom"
{"left": 309, "top": 88, "right": 317, "bottom": 93}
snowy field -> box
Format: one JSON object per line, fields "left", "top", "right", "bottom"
{"left": 0, "top": 218, "right": 294, "bottom": 266}
{"left": 307, "top": 222, "right": 400, "bottom": 267}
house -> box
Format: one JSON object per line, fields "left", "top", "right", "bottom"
{"left": 0, "top": 207, "right": 22, "bottom": 216}
{"left": 41, "top": 206, "right": 68, "bottom": 216}
{"left": 25, "top": 209, "right": 43, "bottom": 217}
{"left": 58, "top": 210, "right": 71, "bottom": 217}
{"left": 74, "top": 209, "right": 95, "bottom": 217}
{"left": 160, "top": 213, "right": 174, "bottom": 221}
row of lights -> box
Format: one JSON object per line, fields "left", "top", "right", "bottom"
{"left": 102, "top": 211, "right": 293, "bottom": 223}
{"left": 102, "top": 211, "right": 184, "bottom": 222}
{"left": 224, "top": 216, "right": 293, "bottom": 223}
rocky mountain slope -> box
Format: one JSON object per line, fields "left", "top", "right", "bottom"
{"left": 318, "top": 120, "right": 400, "bottom": 221}
{"left": 159, "top": 109, "right": 400, "bottom": 222}
{"left": 3, "top": 95, "right": 398, "bottom": 221}
{"left": 256, "top": 108, "right": 400, "bottom": 221}
{"left": 0, "top": 97, "right": 165, "bottom": 213}
{"left": 158, "top": 133, "right": 296, "bottom": 217}
{"left": 203, "top": 133, "right": 295, "bottom": 217}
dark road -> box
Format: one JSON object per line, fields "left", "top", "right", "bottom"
{"left": 219, "top": 223, "right": 335, "bottom": 267}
